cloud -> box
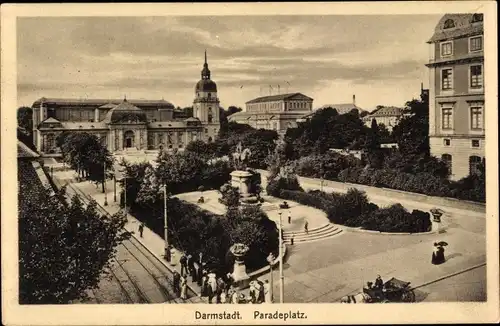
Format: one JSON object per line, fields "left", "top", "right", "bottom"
{"left": 17, "top": 15, "right": 441, "bottom": 109}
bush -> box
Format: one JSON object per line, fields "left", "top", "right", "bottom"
{"left": 274, "top": 186, "right": 430, "bottom": 233}
{"left": 266, "top": 175, "right": 303, "bottom": 197}
{"left": 358, "top": 204, "right": 431, "bottom": 233}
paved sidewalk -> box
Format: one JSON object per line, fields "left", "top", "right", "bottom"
{"left": 178, "top": 190, "right": 331, "bottom": 232}
{"left": 55, "top": 172, "right": 207, "bottom": 301}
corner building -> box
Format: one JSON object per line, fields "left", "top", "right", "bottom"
{"left": 32, "top": 52, "right": 220, "bottom": 155}
{"left": 426, "top": 13, "right": 485, "bottom": 180}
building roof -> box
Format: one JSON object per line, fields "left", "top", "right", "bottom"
{"left": 427, "top": 13, "right": 483, "bottom": 43}
{"left": 104, "top": 99, "right": 148, "bottom": 124}
{"left": 366, "top": 106, "right": 404, "bottom": 117}
{"left": 18, "top": 140, "right": 40, "bottom": 159}
{"left": 245, "top": 93, "right": 313, "bottom": 104}
{"left": 317, "top": 103, "right": 365, "bottom": 115}
{"left": 195, "top": 79, "right": 217, "bottom": 92}
{"left": 32, "top": 97, "right": 174, "bottom": 108}
{"left": 229, "top": 111, "right": 308, "bottom": 120}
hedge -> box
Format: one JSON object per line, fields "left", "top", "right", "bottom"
{"left": 287, "top": 153, "right": 485, "bottom": 203}
{"left": 273, "top": 177, "right": 431, "bottom": 233}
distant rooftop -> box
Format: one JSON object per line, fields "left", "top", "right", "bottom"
{"left": 427, "top": 13, "right": 483, "bottom": 43}
{"left": 32, "top": 97, "right": 175, "bottom": 108}
{"left": 246, "top": 92, "right": 313, "bottom": 104}
{"left": 366, "top": 106, "right": 404, "bottom": 117}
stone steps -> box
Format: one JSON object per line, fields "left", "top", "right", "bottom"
{"left": 283, "top": 223, "right": 343, "bottom": 244}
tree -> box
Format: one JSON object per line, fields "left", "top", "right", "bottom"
{"left": 136, "top": 165, "right": 161, "bottom": 206}
{"left": 185, "top": 139, "right": 217, "bottom": 161}
{"left": 17, "top": 106, "right": 33, "bottom": 141}
{"left": 19, "top": 184, "right": 130, "bottom": 304}
{"left": 218, "top": 183, "right": 240, "bottom": 210}
{"left": 392, "top": 98, "right": 429, "bottom": 156}
{"left": 59, "top": 132, "right": 113, "bottom": 191}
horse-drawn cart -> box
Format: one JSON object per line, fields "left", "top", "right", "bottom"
{"left": 341, "top": 277, "right": 416, "bottom": 303}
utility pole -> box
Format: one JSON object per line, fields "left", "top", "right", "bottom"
{"left": 103, "top": 160, "right": 108, "bottom": 206}
{"left": 113, "top": 174, "right": 117, "bottom": 202}
{"left": 278, "top": 210, "right": 284, "bottom": 303}
{"left": 163, "top": 184, "right": 171, "bottom": 262}
{"left": 267, "top": 253, "right": 275, "bottom": 303}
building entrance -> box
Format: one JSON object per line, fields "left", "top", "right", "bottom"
{"left": 124, "top": 130, "right": 135, "bottom": 148}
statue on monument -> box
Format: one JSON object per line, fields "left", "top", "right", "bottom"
{"left": 232, "top": 142, "right": 252, "bottom": 171}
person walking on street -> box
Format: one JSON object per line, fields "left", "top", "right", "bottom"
{"left": 180, "top": 275, "right": 187, "bottom": 300}
{"left": 179, "top": 254, "right": 187, "bottom": 276}
{"left": 138, "top": 223, "right": 144, "bottom": 238}
{"left": 173, "top": 271, "right": 181, "bottom": 297}
{"left": 304, "top": 220, "right": 309, "bottom": 234}
{"left": 288, "top": 210, "right": 292, "bottom": 224}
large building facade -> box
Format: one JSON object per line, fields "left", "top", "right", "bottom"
{"left": 32, "top": 53, "right": 220, "bottom": 155}
{"left": 426, "top": 13, "right": 485, "bottom": 180}
{"left": 228, "top": 93, "right": 313, "bottom": 134}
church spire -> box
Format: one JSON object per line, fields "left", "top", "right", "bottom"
{"left": 201, "top": 50, "right": 211, "bottom": 80}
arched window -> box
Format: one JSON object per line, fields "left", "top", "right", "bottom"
{"left": 441, "top": 154, "right": 452, "bottom": 172}
{"left": 208, "top": 107, "right": 213, "bottom": 123}
{"left": 471, "top": 13, "right": 483, "bottom": 23}
{"left": 469, "top": 155, "right": 482, "bottom": 175}
{"left": 443, "top": 19, "right": 455, "bottom": 29}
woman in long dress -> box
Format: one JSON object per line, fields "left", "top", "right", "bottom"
{"left": 431, "top": 242, "right": 439, "bottom": 265}
{"left": 180, "top": 275, "right": 188, "bottom": 300}
{"left": 264, "top": 280, "right": 272, "bottom": 303}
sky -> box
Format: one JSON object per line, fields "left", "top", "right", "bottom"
{"left": 17, "top": 15, "right": 441, "bottom": 111}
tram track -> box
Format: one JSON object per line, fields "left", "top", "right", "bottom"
{"left": 52, "top": 175, "right": 194, "bottom": 303}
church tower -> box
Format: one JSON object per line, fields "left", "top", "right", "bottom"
{"left": 193, "top": 51, "right": 220, "bottom": 142}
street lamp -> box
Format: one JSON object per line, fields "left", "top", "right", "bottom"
{"left": 266, "top": 253, "right": 275, "bottom": 303}
{"left": 278, "top": 210, "right": 284, "bottom": 303}
{"left": 103, "top": 160, "right": 108, "bottom": 206}
{"left": 162, "top": 184, "right": 171, "bottom": 263}
{"left": 113, "top": 174, "right": 117, "bottom": 202}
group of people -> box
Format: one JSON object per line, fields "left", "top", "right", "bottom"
{"left": 172, "top": 251, "right": 273, "bottom": 303}
{"left": 431, "top": 242, "right": 446, "bottom": 265}
{"left": 364, "top": 275, "right": 385, "bottom": 299}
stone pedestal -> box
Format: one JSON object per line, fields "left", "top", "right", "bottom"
{"left": 230, "top": 170, "right": 252, "bottom": 198}
{"left": 230, "top": 243, "right": 250, "bottom": 290}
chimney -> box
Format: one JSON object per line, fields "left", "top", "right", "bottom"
{"left": 353, "top": 94, "right": 356, "bottom": 106}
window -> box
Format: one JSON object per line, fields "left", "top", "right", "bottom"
{"left": 470, "top": 106, "right": 483, "bottom": 129}
{"left": 441, "top": 68, "right": 453, "bottom": 90}
{"left": 470, "top": 65, "right": 483, "bottom": 89}
{"left": 208, "top": 107, "right": 213, "bottom": 123}
{"left": 441, "top": 107, "right": 453, "bottom": 129}
{"left": 469, "top": 156, "right": 482, "bottom": 175}
{"left": 443, "top": 139, "right": 451, "bottom": 146}
{"left": 443, "top": 19, "right": 455, "bottom": 29}
{"left": 469, "top": 36, "right": 483, "bottom": 52}
{"left": 441, "top": 42, "right": 453, "bottom": 57}
{"left": 471, "top": 14, "right": 483, "bottom": 23}
{"left": 441, "top": 154, "right": 452, "bottom": 171}
{"left": 472, "top": 139, "right": 480, "bottom": 148}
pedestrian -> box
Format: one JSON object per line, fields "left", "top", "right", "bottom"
{"left": 291, "top": 236, "right": 294, "bottom": 245}
{"left": 231, "top": 288, "right": 239, "bottom": 304}
{"left": 216, "top": 277, "right": 226, "bottom": 304}
{"left": 201, "top": 271, "right": 208, "bottom": 297}
{"left": 207, "top": 273, "right": 217, "bottom": 304}
{"left": 288, "top": 210, "right": 292, "bottom": 224}
{"left": 197, "top": 263, "right": 204, "bottom": 286}
{"left": 264, "top": 280, "right": 272, "bottom": 303}
{"left": 180, "top": 274, "right": 188, "bottom": 300}
{"left": 138, "top": 223, "right": 144, "bottom": 238}
{"left": 304, "top": 220, "right": 309, "bottom": 234}
{"left": 179, "top": 254, "right": 188, "bottom": 276}
{"left": 220, "top": 289, "right": 227, "bottom": 304}
{"left": 431, "top": 242, "right": 439, "bottom": 265}
{"left": 173, "top": 271, "right": 181, "bottom": 297}
{"left": 187, "top": 254, "right": 195, "bottom": 278}
{"left": 436, "top": 244, "right": 445, "bottom": 264}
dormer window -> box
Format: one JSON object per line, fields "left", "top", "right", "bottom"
{"left": 471, "top": 13, "right": 483, "bottom": 23}
{"left": 443, "top": 19, "right": 455, "bottom": 29}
